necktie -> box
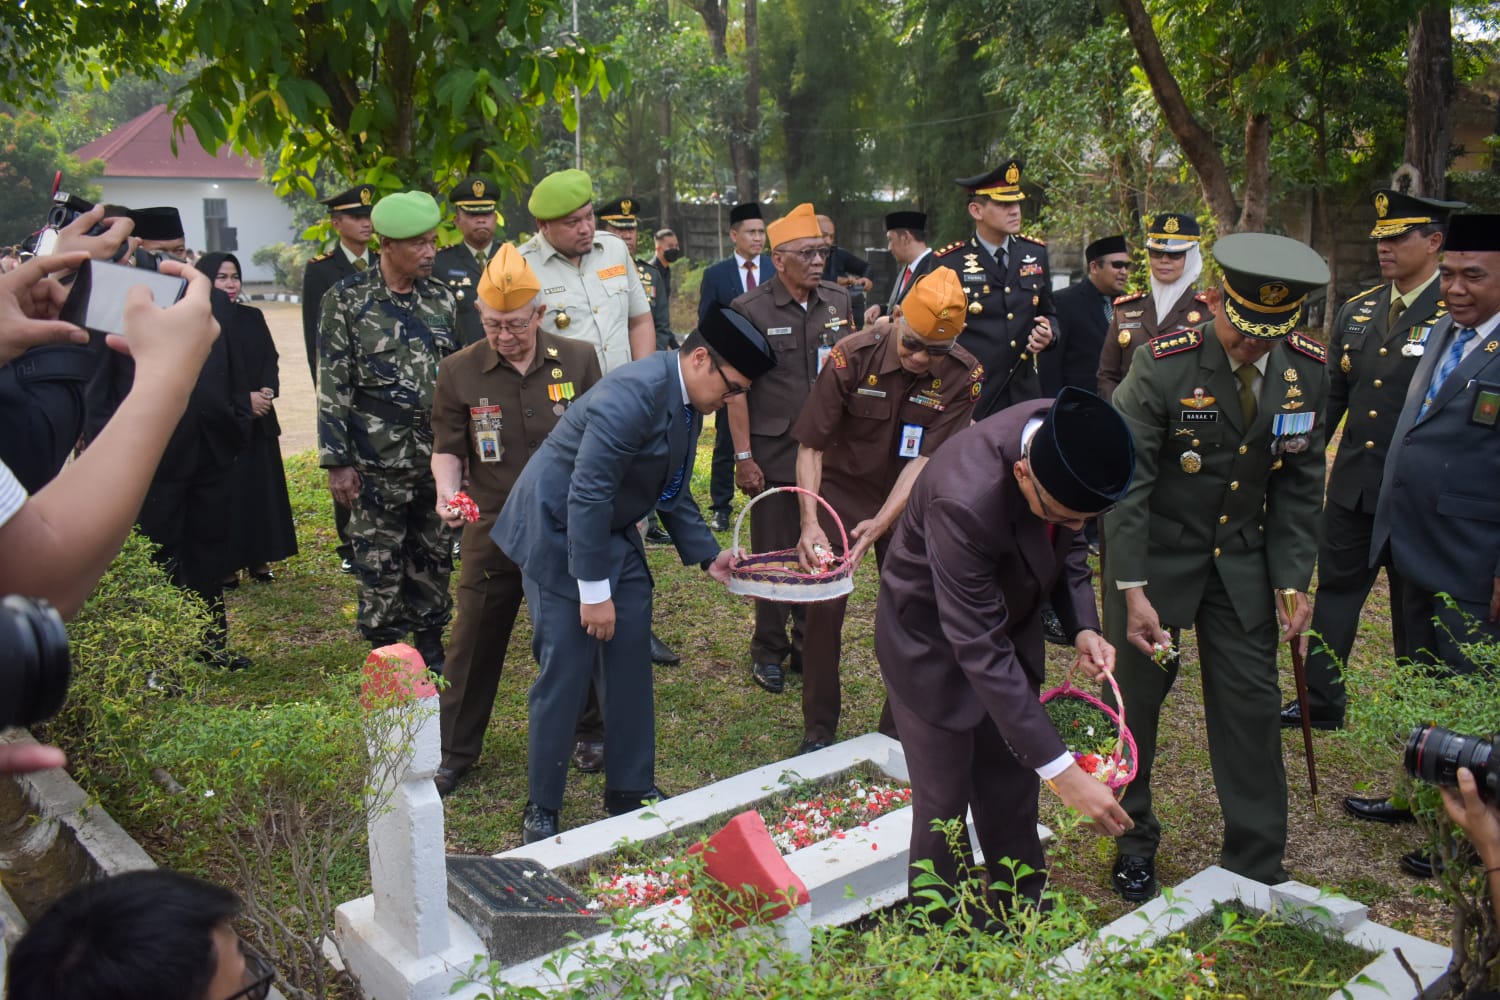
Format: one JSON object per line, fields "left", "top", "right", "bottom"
{"left": 352, "top": 257, "right": 367, "bottom": 272}
{"left": 475, "top": 248, "right": 487, "bottom": 269}
{"left": 1104, "top": 296, "right": 1114, "bottom": 326}
{"left": 658, "top": 403, "right": 694, "bottom": 503}
{"left": 897, "top": 265, "right": 913, "bottom": 299}
{"left": 1419, "top": 326, "right": 1478, "bottom": 418}
{"left": 744, "top": 260, "right": 757, "bottom": 290}
{"left": 1387, "top": 293, "right": 1404, "bottom": 329}
{"left": 1000, "top": 243, "right": 1009, "bottom": 273}
{"left": 1235, "top": 364, "right": 1258, "bottom": 425}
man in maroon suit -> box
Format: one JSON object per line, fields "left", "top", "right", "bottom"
{"left": 874, "top": 387, "right": 1136, "bottom": 912}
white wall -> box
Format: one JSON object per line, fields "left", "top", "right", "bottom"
{"left": 97, "top": 177, "right": 298, "bottom": 283}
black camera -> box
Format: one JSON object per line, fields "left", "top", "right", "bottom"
{"left": 32, "top": 189, "right": 130, "bottom": 263}
{"left": 1404, "top": 724, "right": 1498, "bottom": 804}
{"left": 0, "top": 596, "right": 71, "bottom": 730}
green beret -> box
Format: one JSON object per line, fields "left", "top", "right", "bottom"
{"left": 528, "top": 169, "right": 594, "bottom": 221}
{"left": 371, "top": 191, "right": 441, "bottom": 239}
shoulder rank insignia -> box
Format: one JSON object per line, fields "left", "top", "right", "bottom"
{"left": 1194, "top": 291, "right": 1210, "bottom": 303}
{"left": 311, "top": 250, "right": 335, "bottom": 262}
{"left": 1019, "top": 232, "right": 1047, "bottom": 246}
{"left": 1286, "top": 332, "right": 1327, "bottom": 364}
{"left": 1346, "top": 283, "right": 1385, "bottom": 306}
{"left": 829, "top": 346, "right": 847, "bottom": 369}
{"left": 1114, "top": 291, "right": 1146, "bottom": 305}
{"left": 1148, "top": 328, "right": 1203, "bottom": 360}
{"left": 934, "top": 241, "right": 966, "bottom": 257}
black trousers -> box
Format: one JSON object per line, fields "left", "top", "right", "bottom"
{"left": 708, "top": 416, "right": 735, "bottom": 516}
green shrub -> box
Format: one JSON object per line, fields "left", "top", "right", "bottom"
{"left": 251, "top": 241, "right": 317, "bottom": 290}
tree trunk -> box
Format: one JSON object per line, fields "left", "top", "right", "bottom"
{"left": 1116, "top": 0, "right": 1242, "bottom": 232}
{"left": 1237, "top": 110, "right": 1270, "bottom": 233}
{"left": 1403, "top": 0, "right": 1454, "bottom": 196}
{"left": 690, "top": 0, "right": 755, "bottom": 204}
{"left": 735, "top": 0, "right": 760, "bottom": 200}
{"left": 657, "top": 88, "right": 673, "bottom": 228}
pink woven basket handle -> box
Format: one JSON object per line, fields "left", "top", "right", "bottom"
{"left": 1040, "top": 662, "right": 1137, "bottom": 793}
{"left": 730, "top": 486, "right": 850, "bottom": 564}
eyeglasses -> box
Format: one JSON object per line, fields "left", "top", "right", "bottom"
{"left": 1147, "top": 249, "right": 1186, "bottom": 260}
{"left": 779, "top": 247, "right": 830, "bottom": 263}
{"left": 222, "top": 947, "right": 275, "bottom": 1000}
{"left": 711, "top": 358, "right": 751, "bottom": 398}
{"left": 1106, "top": 260, "right": 1132, "bottom": 270}
{"left": 481, "top": 318, "right": 535, "bottom": 335}
{"left": 898, "top": 333, "right": 954, "bottom": 355}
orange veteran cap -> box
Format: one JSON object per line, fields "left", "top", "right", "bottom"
{"left": 767, "top": 202, "right": 822, "bottom": 249}
{"left": 477, "top": 243, "right": 541, "bottom": 311}
{"left": 899, "top": 268, "right": 967, "bottom": 341}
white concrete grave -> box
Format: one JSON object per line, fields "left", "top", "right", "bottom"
{"left": 1052, "top": 865, "right": 1452, "bottom": 1000}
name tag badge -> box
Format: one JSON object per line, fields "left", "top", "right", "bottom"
{"left": 476, "top": 429, "right": 502, "bottom": 463}
{"left": 471, "top": 401, "right": 502, "bottom": 463}
{"left": 962, "top": 273, "right": 985, "bottom": 283}
{"left": 596, "top": 263, "right": 627, "bottom": 281}
{"left": 768, "top": 326, "right": 793, "bottom": 337}
{"left": 1178, "top": 410, "right": 1218, "bottom": 422}
{"left": 856, "top": 386, "right": 887, "bottom": 398}
{"left": 817, "top": 344, "right": 832, "bottom": 373}
{"left": 898, "top": 423, "right": 923, "bottom": 458}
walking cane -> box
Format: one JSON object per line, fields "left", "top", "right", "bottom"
{"left": 1280, "top": 588, "right": 1319, "bottom": 807}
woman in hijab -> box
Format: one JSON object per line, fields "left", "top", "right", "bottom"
{"left": 1095, "top": 212, "right": 1210, "bottom": 401}
{"left": 195, "top": 253, "right": 297, "bottom": 586}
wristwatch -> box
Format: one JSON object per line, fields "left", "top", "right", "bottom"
{"left": 734, "top": 450, "right": 753, "bottom": 462}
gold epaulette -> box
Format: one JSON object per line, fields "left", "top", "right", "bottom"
{"left": 1345, "top": 283, "right": 1385, "bottom": 306}
{"left": 934, "top": 241, "right": 966, "bottom": 256}
{"left": 1287, "top": 331, "right": 1328, "bottom": 363}
{"left": 1148, "top": 328, "right": 1203, "bottom": 360}
{"left": 1113, "top": 291, "right": 1147, "bottom": 305}
{"left": 311, "top": 250, "right": 335, "bottom": 262}
{"left": 1018, "top": 232, "right": 1047, "bottom": 246}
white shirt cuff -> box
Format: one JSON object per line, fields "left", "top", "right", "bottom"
{"left": 577, "top": 578, "right": 611, "bottom": 604}
{"left": 1115, "top": 580, "right": 1147, "bottom": 590}
{"left": 1036, "top": 752, "right": 1076, "bottom": 781}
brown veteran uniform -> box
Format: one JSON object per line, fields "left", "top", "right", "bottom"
{"left": 431, "top": 253, "right": 603, "bottom": 778}
{"left": 791, "top": 269, "right": 981, "bottom": 747}
{"left": 733, "top": 250, "right": 853, "bottom": 674}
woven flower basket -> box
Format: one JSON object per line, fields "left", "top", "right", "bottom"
{"left": 726, "top": 486, "right": 855, "bottom": 603}
{"left": 1040, "top": 662, "right": 1138, "bottom": 795}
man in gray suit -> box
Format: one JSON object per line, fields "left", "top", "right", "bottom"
{"left": 1364, "top": 213, "right": 1500, "bottom": 877}
{"left": 492, "top": 306, "right": 776, "bottom": 842}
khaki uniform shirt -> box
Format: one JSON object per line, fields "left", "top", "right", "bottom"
{"left": 792, "top": 328, "right": 981, "bottom": 522}
{"left": 518, "top": 230, "right": 650, "bottom": 375}
{"left": 431, "top": 330, "right": 603, "bottom": 520}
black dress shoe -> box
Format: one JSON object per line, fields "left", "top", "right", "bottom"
{"left": 434, "top": 765, "right": 468, "bottom": 797}
{"left": 650, "top": 631, "right": 680, "bottom": 665}
{"left": 1041, "top": 607, "right": 1069, "bottom": 646}
{"left": 1343, "top": 796, "right": 1414, "bottom": 825}
{"left": 787, "top": 651, "right": 803, "bottom": 675}
{"left": 221, "top": 575, "right": 240, "bottom": 590}
{"left": 197, "top": 649, "right": 252, "bottom": 671}
{"left": 645, "top": 522, "right": 672, "bottom": 545}
{"left": 340, "top": 558, "right": 355, "bottom": 574}
{"left": 798, "top": 738, "right": 831, "bottom": 755}
{"left": 1279, "top": 700, "right": 1343, "bottom": 731}
{"left": 604, "top": 785, "right": 669, "bottom": 816}
{"left": 752, "top": 660, "right": 785, "bottom": 693}
{"left": 709, "top": 510, "right": 731, "bottom": 533}
{"left": 249, "top": 567, "right": 275, "bottom": 583}
{"left": 1399, "top": 845, "right": 1477, "bottom": 878}
{"left": 522, "top": 801, "right": 560, "bottom": 844}
{"left": 571, "top": 739, "right": 605, "bottom": 773}
{"left": 1112, "top": 854, "right": 1157, "bottom": 902}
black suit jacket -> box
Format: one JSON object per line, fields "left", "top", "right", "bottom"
{"left": 874, "top": 400, "right": 1096, "bottom": 763}
{"left": 1042, "top": 278, "right": 1111, "bottom": 397}
{"left": 698, "top": 253, "right": 773, "bottom": 325}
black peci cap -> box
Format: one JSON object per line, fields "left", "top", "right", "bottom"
{"left": 729, "top": 202, "right": 763, "bottom": 225}
{"left": 1439, "top": 214, "right": 1499, "bottom": 253}
{"left": 700, "top": 305, "right": 776, "bottom": 380}
{"left": 885, "top": 210, "right": 927, "bottom": 232}
{"left": 1027, "top": 387, "right": 1135, "bottom": 514}
{"left": 1085, "top": 235, "right": 1128, "bottom": 261}
{"left": 128, "top": 207, "right": 184, "bottom": 241}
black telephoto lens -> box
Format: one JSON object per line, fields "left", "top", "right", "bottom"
{"left": 0, "top": 595, "right": 71, "bottom": 730}
{"left": 1404, "top": 724, "right": 1498, "bottom": 804}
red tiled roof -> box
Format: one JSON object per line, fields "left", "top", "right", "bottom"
{"left": 71, "top": 104, "right": 262, "bottom": 180}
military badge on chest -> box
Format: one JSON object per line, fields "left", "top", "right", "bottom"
{"left": 546, "top": 367, "right": 575, "bottom": 416}
{"left": 1402, "top": 323, "right": 1434, "bottom": 358}
{"left": 470, "top": 399, "right": 502, "bottom": 463}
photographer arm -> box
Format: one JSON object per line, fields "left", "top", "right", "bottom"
{"left": 1442, "top": 767, "right": 1500, "bottom": 909}
{"left": 0, "top": 262, "right": 217, "bottom": 618}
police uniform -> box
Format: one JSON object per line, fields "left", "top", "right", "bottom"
{"left": 732, "top": 206, "right": 854, "bottom": 678}
{"left": 317, "top": 192, "right": 460, "bottom": 648}
{"left": 432, "top": 314, "right": 601, "bottom": 777}
{"left": 1103, "top": 233, "right": 1331, "bottom": 892}
{"left": 790, "top": 269, "right": 981, "bottom": 747}
{"left": 1097, "top": 214, "right": 1207, "bottom": 400}
{"left": 302, "top": 185, "right": 377, "bottom": 384}
{"left": 519, "top": 176, "right": 651, "bottom": 375}
{"left": 433, "top": 176, "right": 503, "bottom": 348}
{"left": 1298, "top": 190, "right": 1464, "bottom": 723}
{"left": 935, "top": 160, "right": 1058, "bottom": 418}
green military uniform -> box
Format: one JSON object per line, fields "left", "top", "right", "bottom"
{"left": 434, "top": 176, "right": 503, "bottom": 348}
{"left": 317, "top": 252, "right": 460, "bottom": 644}
{"left": 1103, "top": 233, "right": 1330, "bottom": 887}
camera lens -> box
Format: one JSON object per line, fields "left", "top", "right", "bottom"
{"left": 1405, "top": 724, "right": 1497, "bottom": 803}
{"left": 0, "top": 596, "right": 71, "bottom": 729}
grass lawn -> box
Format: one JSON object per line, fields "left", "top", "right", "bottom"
{"left": 97, "top": 423, "right": 1452, "bottom": 972}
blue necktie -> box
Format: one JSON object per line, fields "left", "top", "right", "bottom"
{"left": 658, "top": 403, "right": 693, "bottom": 503}
{"left": 1418, "top": 326, "right": 1477, "bottom": 419}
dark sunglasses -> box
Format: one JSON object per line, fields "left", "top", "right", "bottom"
{"left": 899, "top": 333, "right": 954, "bottom": 355}
{"left": 1106, "top": 260, "right": 1132, "bottom": 270}
{"left": 1147, "top": 249, "right": 1186, "bottom": 260}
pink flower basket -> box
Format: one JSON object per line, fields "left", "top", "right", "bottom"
{"left": 1040, "top": 663, "right": 1139, "bottom": 796}
{"left": 727, "top": 486, "right": 855, "bottom": 603}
